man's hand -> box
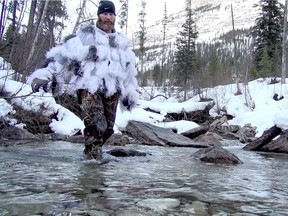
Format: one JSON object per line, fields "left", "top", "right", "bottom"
{"left": 122, "top": 97, "right": 135, "bottom": 111}
{"left": 31, "top": 78, "right": 50, "bottom": 92}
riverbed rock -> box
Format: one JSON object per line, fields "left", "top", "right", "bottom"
{"left": 0, "top": 125, "right": 37, "bottom": 141}
{"left": 106, "top": 148, "right": 149, "bottom": 157}
{"left": 49, "top": 133, "right": 140, "bottom": 146}
{"left": 137, "top": 198, "right": 181, "bottom": 211}
{"left": 181, "top": 125, "right": 209, "bottom": 139}
{"left": 124, "top": 121, "right": 209, "bottom": 148}
{"left": 191, "top": 146, "right": 243, "bottom": 164}
{"left": 104, "top": 134, "right": 141, "bottom": 146}
{"left": 210, "top": 124, "right": 240, "bottom": 140}
{"left": 193, "top": 132, "right": 223, "bottom": 146}
{"left": 236, "top": 124, "right": 257, "bottom": 143}
{"left": 209, "top": 124, "right": 257, "bottom": 143}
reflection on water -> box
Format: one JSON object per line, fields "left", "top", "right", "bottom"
{"left": 0, "top": 141, "right": 288, "bottom": 215}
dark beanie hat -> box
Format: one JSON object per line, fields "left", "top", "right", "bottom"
{"left": 97, "top": 1, "right": 116, "bottom": 15}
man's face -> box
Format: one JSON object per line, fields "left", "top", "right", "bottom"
{"left": 98, "top": 12, "right": 116, "bottom": 33}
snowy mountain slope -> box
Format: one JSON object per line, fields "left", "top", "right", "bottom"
{"left": 141, "top": 0, "right": 285, "bottom": 49}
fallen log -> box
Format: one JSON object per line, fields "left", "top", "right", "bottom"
{"left": 145, "top": 102, "right": 215, "bottom": 124}
{"left": 262, "top": 129, "right": 288, "bottom": 153}
{"left": 243, "top": 125, "right": 282, "bottom": 151}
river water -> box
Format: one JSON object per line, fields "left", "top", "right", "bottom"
{"left": 0, "top": 141, "right": 287, "bottom": 216}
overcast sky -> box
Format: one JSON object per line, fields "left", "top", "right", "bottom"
{"left": 127, "top": 0, "right": 186, "bottom": 28}
{"left": 65, "top": 0, "right": 188, "bottom": 35}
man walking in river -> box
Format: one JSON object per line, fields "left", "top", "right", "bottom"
{"left": 27, "top": 1, "right": 139, "bottom": 160}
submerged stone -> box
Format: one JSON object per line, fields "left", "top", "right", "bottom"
{"left": 106, "top": 148, "right": 148, "bottom": 157}
{"left": 137, "top": 198, "right": 181, "bottom": 211}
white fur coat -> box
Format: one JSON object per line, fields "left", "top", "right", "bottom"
{"left": 27, "top": 22, "right": 139, "bottom": 110}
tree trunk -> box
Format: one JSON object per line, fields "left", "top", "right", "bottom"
{"left": 72, "top": 0, "right": 87, "bottom": 33}
{"left": 15, "top": 0, "right": 26, "bottom": 32}
{"left": 243, "top": 125, "right": 282, "bottom": 151}
{"left": 8, "top": 0, "right": 18, "bottom": 63}
{"left": 17, "top": 0, "right": 37, "bottom": 77}
{"left": 26, "top": 0, "right": 50, "bottom": 73}
{"left": 0, "top": 0, "right": 6, "bottom": 41}
{"left": 231, "top": 4, "right": 241, "bottom": 95}
{"left": 12, "top": 0, "right": 17, "bottom": 31}
{"left": 125, "top": 0, "right": 129, "bottom": 34}
{"left": 26, "top": 0, "right": 37, "bottom": 40}
{"left": 161, "top": 2, "right": 167, "bottom": 86}
{"left": 281, "top": 0, "right": 288, "bottom": 84}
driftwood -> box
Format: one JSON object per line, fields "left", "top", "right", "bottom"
{"left": 145, "top": 102, "right": 215, "bottom": 124}
{"left": 262, "top": 129, "right": 288, "bottom": 153}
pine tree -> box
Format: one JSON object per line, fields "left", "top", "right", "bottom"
{"left": 160, "top": 1, "right": 168, "bottom": 86}
{"left": 138, "top": 0, "right": 146, "bottom": 75}
{"left": 152, "top": 63, "right": 161, "bottom": 86}
{"left": 174, "top": 0, "right": 198, "bottom": 101}
{"left": 208, "top": 47, "right": 220, "bottom": 87}
{"left": 251, "top": 0, "right": 284, "bottom": 78}
{"left": 45, "top": 1, "right": 68, "bottom": 47}
{"left": 258, "top": 47, "right": 272, "bottom": 78}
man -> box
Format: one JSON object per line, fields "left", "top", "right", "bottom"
{"left": 27, "top": 0, "right": 139, "bottom": 160}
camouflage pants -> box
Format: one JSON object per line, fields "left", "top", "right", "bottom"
{"left": 54, "top": 90, "right": 119, "bottom": 158}
{"left": 78, "top": 90, "right": 119, "bottom": 154}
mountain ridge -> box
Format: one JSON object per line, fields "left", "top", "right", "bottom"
{"left": 141, "top": 0, "right": 262, "bottom": 49}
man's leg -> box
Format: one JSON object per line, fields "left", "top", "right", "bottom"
{"left": 81, "top": 90, "right": 107, "bottom": 159}
{"left": 102, "top": 92, "right": 119, "bottom": 144}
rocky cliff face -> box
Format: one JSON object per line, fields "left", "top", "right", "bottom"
{"left": 132, "top": 0, "right": 286, "bottom": 70}
{"left": 140, "top": 0, "right": 261, "bottom": 49}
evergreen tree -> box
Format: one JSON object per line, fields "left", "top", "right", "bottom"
{"left": 160, "top": 1, "right": 168, "bottom": 85}
{"left": 208, "top": 47, "right": 220, "bottom": 87}
{"left": 173, "top": 0, "right": 198, "bottom": 101}
{"left": 251, "top": 0, "right": 284, "bottom": 77}
{"left": 138, "top": 0, "right": 146, "bottom": 75}
{"left": 258, "top": 47, "right": 272, "bottom": 78}
{"left": 152, "top": 63, "right": 161, "bottom": 86}
{"left": 44, "top": 1, "right": 68, "bottom": 47}
{"left": 272, "top": 45, "right": 282, "bottom": 77}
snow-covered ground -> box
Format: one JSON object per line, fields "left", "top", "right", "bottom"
{"left": 1, "top": 57, "right": 288, "bottom": 138}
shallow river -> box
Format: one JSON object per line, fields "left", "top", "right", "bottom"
{"left": 0, "top": 141, "right": 287, "bottom": 216}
